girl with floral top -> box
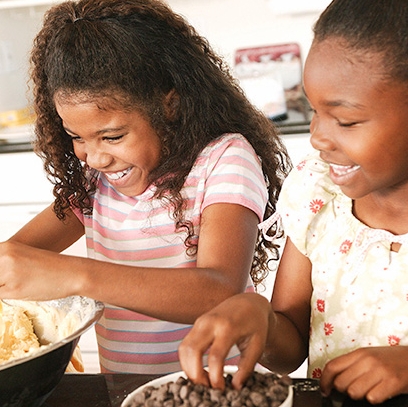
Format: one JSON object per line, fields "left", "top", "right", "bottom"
{"left": 179, "top": 0, "right": 408, "bottom": 403}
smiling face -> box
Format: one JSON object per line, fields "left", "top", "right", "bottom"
{"left": 304, "top": 38, "right": 408, "bottom": 202}
{"left": 55, "top": 96, "right": 162, "bottom": 197}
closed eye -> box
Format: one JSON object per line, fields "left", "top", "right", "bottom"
{"left": 338, "top": 121, "right": 358, "bottom": 127}
{"left": 103, "top": 135, "right": 124, "bottom": 142}
{"left": 66, "top": 133, "right": 83, "bottom": 142}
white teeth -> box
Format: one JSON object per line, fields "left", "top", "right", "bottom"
{"left": 105, "top": 167, "right": 131, "bottom": 181}
{"left": 330, "top": 163, "right": 360, "bottom": 176}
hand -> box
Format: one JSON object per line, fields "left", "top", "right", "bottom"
{"left": 0, "top": 240, "right": 77, "bottom": 300}
{"left": 320, "top": 346, "right": 408, "bottom": 404}
{"left": 179, "top": 293, "right": 271, "bottom": 390}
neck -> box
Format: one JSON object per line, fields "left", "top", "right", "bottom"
{"left": 353, "top": 193, "right": 408, "bottom": 235}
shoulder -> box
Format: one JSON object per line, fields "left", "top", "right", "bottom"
{"left": 277, "top": 151, "right": 348, "bottom": 254}
{"left": 194, "top": 133, "right": 263, "bottom": 178}
{"left": 201, "top": 133, "right": 258, "bottom": 160}
{"left": 280, "top": 149, "right": 337, "bottom": 193}
{"left": 279, "top": 151, "right": 338, "bottom": 201}
{"left": 191, "top": 134, "right": 267, "bottom": 220}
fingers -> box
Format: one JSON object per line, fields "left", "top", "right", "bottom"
{"left": 206, "top": 333, "right": 238, "bottom": 390}
{"left": 320, "top": 352, "right": 357, "bottom": 397}
{"left": 179, "top": 293, "right": 270, "bottom": 390}
{"left": 323, "top": 363, "right": 376, "bottom": 400}
{"left": 180, "top": 317, "right": 264, "bottom": 392}
{"left": 179, "top": 313, "right": 235, "bottom": 390}
{"left": 231, "top": 340, "right": 264, "bottom": 390}
{"left": 179, "top": 325, "right": 212, "bottom": 387}
{"left": 321, "top": 347, "right": 408, "bottom": 404}
{"left": 364, "top": 378, "right": 401, "bottom": 405}
{"left": 324, "top": 366, "right": 398, "bottom": 404}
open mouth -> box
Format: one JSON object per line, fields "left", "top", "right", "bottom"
{"left": 104, "top": 167, "right": 132, "bottom": 181}
{"left": 330, "top": 163, "right": 360, "bottom": 176}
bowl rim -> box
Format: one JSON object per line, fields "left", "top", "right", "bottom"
{"left": 121, "top": 365, "right": 294, "bottom": 407}
{"left": 0, "top": 296, "right": 104, "bottom": 371}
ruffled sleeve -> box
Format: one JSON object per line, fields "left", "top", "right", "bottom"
{"left": 271, "top": 152, "right": 343, "bottom": 256}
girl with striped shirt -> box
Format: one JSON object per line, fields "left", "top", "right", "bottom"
{"left": 0, "top": 0, "right": 291, "bottom": 374}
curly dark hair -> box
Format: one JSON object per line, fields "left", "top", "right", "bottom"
{"left": 30, "top": 0, "right": 292, "bottom": 286}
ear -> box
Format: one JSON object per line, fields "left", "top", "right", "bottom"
{"left": 163, "top": 89, "right": 180, "bottom": 121}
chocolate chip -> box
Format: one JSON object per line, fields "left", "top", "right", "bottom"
{"left": 129, "top": 371, "right": 291, "bottom": 407}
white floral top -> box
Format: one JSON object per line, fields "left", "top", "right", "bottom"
{"left": 267, "top": 151, "right": 408, "bottom": 378}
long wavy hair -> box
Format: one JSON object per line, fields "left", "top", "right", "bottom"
{"left": 30, "top": 0, "right": 292, "bottom": 286}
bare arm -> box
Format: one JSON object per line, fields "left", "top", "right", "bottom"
{"left": 261, "top": 237, "right": 312, "bottom": 373}
{"left": 179, "top": 237, "right": 312, "bottom": 389}
{"left": 8, "top": 204, "right": 84, "bottom": 252}
{"left": 0, "top": 202, "right": 258, "bottom": 324}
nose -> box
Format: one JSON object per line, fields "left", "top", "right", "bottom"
{"left": 309, "top": 115, "right": 336, "bottom": 152}
{"left": 83, "top": 145, "right": 112, "bottom": 170}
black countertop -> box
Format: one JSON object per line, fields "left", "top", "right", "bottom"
{"left": 45, "top": 374, "right": 323, "bottom": 407}
{"left": 44, "top": 373, "right": 408, "bottom": 407}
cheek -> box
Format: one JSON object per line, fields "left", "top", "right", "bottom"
{"left": 72, "top": 143, "right": 86, "bottom": 161}
{"left": 132, "top": 142, "right": 161, "bottom": 171}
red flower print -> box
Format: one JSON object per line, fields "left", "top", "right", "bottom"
{"left": 339, "top": 240, "right": 352, "bottom": 254}
{"left": 296, "top": 160, "right": 306, "bottom": 171}
{"left": 388, "top": 335, "right": 400, "bottom": 346}
{"left": 324, "top": 323, "right": 334, "bottom": 336}
{"left": 309, "top": 199, "right": 324, "bottom": 214}
{"left": 312, "top": 368, "right": 322, "bottom": 379}
{"left": 317, "top": 299, "right": 325, "bottom": 313}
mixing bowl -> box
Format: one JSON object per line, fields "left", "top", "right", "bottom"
{"left": 0, "top": 296, "right": 104, "bottom": 407}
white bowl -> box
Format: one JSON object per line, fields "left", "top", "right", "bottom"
{"left": 122, "top": 366, "right": 293, "bottom": 407}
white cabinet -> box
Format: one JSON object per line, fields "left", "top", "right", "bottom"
{"left": 0, "top": 151, "right": 89, "bottom": 254}
{"left": 0, "top": 151, "right": 52, "bottom": 204}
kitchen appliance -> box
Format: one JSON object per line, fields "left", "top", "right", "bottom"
{"left": 234, "top": 43, "right": 304, "bottom": 122}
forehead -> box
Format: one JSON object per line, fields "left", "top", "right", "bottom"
{"left": 303, "top": 38, "right": 408, "bottom": 123}
{"left": 303, "top": 39, "right": 389, "bottom": 99}
{"left": 54, "top": 90, "right": 133, "bottom": 111}
{"left": 306, "top": 39, "right": 385, "bottom": 78}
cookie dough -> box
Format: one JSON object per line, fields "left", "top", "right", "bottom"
{"left": 0, "top": 300, "right": 83, "bottom": 370}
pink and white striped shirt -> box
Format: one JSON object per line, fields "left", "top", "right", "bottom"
{"left": 74, "top": 133, "right": 268, "bottom": 374}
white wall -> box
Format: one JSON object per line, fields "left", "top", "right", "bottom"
{"left": 0, "top": 0, "right": 328, "bottom": 112}
{"left": 167, "top": 0, "right": 325, "bottom": 68}
{"left": 0, "top": 5, "right": 50, "bottom": 112}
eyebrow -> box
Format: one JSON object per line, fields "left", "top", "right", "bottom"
{"left": 63, "top": 126, "right": 128, "bottom": 136}
{"left": 303, "top": 88, "right": 365, "bottom": 110}
{"left": 323, "top": 100, "right": 365, "bottom": 109}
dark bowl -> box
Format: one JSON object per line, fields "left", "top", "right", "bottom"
{"left": 0, "top": 296, "right": 104, "bottom": 407}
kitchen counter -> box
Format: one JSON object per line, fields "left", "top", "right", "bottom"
{"left": 44, "top": 373, "right": 408, "bottom": 407}
{"left": 0, "top": 124, "right": 35, "bottom": 153}
{"left": 0, "top": 140, "right": 34, "bottom": 153}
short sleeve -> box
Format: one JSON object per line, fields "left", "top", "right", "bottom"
{"left": 197, "top": 134, "right": 268, "bottom": 222}
{"left": 276, "top": 152, "right": 342, "bottom": 256}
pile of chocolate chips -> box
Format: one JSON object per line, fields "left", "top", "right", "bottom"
{"left": 128, "top": 371, "right": 292, "bottom": 407}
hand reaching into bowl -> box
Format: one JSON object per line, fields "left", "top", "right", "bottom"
{"left": 179, "top": 293, "right": 271, "bottom": 391}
